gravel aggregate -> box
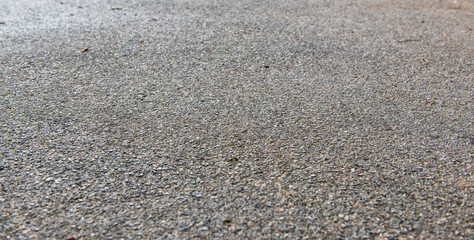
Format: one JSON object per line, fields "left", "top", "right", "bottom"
{"left": 0, "top": 0, "right": 473, "bottom": 239}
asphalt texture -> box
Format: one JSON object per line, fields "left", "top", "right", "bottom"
{"left": 0, "top": 0, "right": 473, "bottom": 239}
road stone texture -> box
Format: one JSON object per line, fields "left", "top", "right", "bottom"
{"left": 0, "top": 0, "right": 472, "bottom": 239}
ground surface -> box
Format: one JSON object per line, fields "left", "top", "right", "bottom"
{"left": 0, "top": 0, "right": 473, "bottom": 239}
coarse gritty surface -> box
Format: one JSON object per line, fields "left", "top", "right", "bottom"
{"left": 0, "top": 0, "right": 473, "bottom": 239}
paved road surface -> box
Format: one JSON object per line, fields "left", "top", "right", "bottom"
{"left": 0, "top": 0, "right": 473, "bottom": 239}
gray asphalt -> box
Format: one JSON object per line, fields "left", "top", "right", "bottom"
{"left": 0, "top": 0, "right": 473, "bottom": 239}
